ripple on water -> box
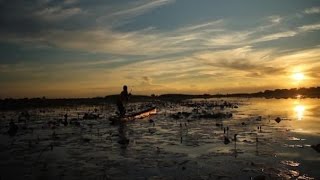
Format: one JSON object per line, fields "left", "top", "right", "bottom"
{"left": 287, "top": 137, "right": 306, "bottom": 141}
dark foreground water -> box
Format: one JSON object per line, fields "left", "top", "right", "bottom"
{"left": 0, "top": 98, "right": 319, "bottom": 180}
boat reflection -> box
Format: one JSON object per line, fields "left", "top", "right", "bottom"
{"left": 294, "top": 104, "right": 305, "bottom": 121}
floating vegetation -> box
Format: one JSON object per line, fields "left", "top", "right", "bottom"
{"left": 275, "top": 117, "right": 282, "bottom": 123}
{"left": 0, "top": 98, "right": 318, "bottom": 179}
{"left": 281, "top": 160, "right": 300, "bottom": 167}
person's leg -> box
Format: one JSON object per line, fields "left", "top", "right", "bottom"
{"left": 122, "top": 105, "right": 126, "bottom": 116}
{"left": 116, "top": 102, "right": 122, "bottom": 115}
{"left": 118, "top": 102, "right": 126, "bottom": 117}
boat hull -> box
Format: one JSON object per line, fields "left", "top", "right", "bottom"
{"left": 109, "top": 107, "right": 157, "bottom": 124}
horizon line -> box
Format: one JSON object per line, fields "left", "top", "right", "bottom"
{"left": 1, "top": 86, "right": 319, "bottom": 100}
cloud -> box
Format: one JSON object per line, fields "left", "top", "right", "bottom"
{"left": 64, "top": 0, "right": 78, "bottom": 5}
{"left": 298, "top": 23, "right": 320, "bottom": 32}
{"left": 253, "top": 31, "right": 297, "bottom": 43}
{"left": 180, "top": 20, "right": 224, "bottom": 31}
{"left": 141, "top": 76, "right": 152, "bottom": 85}
{"left": 1, "top": 1, "right": 319, "bottom": 57}
{"left": 99, "top": 45, "right": 292, "bottom": 94}
{"left": 96, "top": 0, "right": 174, "bottom": 26}
{"left": 1, "top": 1, "right": 320, "bottom": 97}
{"left": 270, "top": 47, "right": 320, "bottom": 87}
{"left": 193, "top": 46, "right": 286, "bottom": 78}
{"left": 0, "top": 29, "right": 166, "bottom": 55}
{"left": 1, "top": 46, "right": 320, "bottom": 97}
{"left": 0, "top": 21, "right": 226, "bottom": 56}
{"left": 304, "top": 7, "right": 320, "bottom": 14}
{"left": 34, "top": 6, "right": 82, "bottom": 21}
{"left": 110, "top": 0, "right": 173, "bottom": 17}
{"left": 251, "top": 22, "right": 320, "bottom": 44}
{"left": 268, "top": 15, "right": 282, "bottom": 24}
{"left": 0, "top": 0, "right": 174, "bottom": 36}
{"left": 271, "top": 47, "right": 320, "bottom": 66}
{"left": 205, "top": 31, "right": 252, "bottom": 46}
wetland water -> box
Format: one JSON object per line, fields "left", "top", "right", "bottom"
{"left": 0, "top": 98, "right": 319, "bottom": 179}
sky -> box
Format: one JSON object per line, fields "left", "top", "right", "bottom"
{"left": 0, "top": 0, "right": 320, "bottom": 98}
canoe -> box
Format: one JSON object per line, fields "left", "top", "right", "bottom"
{"left": 109, "top": 107, "right": 157, "bottom": 124}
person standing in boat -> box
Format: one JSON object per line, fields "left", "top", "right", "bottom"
{"left": 116, "top": 85, "right": 131, "bottom": 117}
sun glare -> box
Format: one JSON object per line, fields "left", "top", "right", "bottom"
{"left": 293, "top": 72, "right": 304, "bottom": 81}
{"left": 294, "top": 104, "right": 305, "bottom": 121}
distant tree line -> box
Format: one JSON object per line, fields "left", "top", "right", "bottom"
{"left": 217, "top": 86, "right": 320, "bottom": 98}
{"left": 158, "top": 87, "right": 320, "bottom": 100}
{"left": 0, "top": 86, "right": 319, "bottom": 110}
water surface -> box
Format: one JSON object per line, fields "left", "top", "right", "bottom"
{"left": 0, "top": 98, "right": 319, "bottom": 179}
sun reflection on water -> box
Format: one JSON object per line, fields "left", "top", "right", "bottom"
{"left": 294, "top": 104, "right": 305, "bottom": 121}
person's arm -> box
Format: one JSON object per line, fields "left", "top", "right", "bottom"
{"left": 129, "top": 89, "right": 132, "bottom": 97}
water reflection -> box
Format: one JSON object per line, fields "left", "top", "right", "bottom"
{"left": 294, "top": 104, "right": 305, "bottom": 121}
{"left": 118, "top": 122, "right": 129, "bottom": 150}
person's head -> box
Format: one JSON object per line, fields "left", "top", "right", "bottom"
{"left": 123, "top": 85, "right": 128, "bottom": 91}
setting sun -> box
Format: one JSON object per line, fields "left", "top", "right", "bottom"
{"left": 293, "top": 72, "right": 304, "bottom": 81}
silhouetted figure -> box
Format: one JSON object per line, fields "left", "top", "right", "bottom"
{"left": 116, "top": 85, "right": 131, "bottom": 117}
{"left": 8, "top": 120, "right": 18, "bottom": 136}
